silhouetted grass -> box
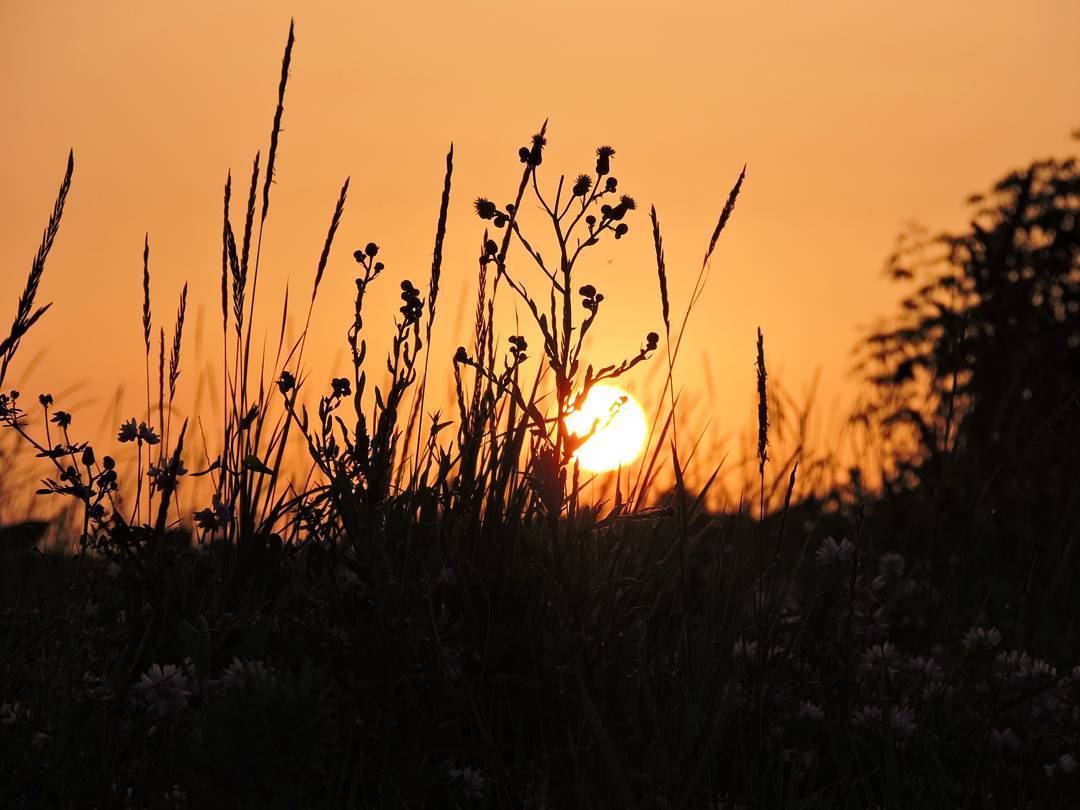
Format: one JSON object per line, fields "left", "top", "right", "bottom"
{"left": 0, "top": 23, "right": 1078, "bottom": 810}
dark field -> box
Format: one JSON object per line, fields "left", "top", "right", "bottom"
{"left": 1, "top": 26, "right": 1078, "bottom": 810}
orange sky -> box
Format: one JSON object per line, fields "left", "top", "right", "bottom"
{"left": 2, "top": 1, "right": 1079, "bottom": 496}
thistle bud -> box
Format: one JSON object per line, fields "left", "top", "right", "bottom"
{"left": 595, "top": 146, "right": 615, "bottom": 176}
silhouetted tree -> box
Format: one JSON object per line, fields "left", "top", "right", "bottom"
{"left": 857, "top": 135, "right": 1080, "bottom": 635}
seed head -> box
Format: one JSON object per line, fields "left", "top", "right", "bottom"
{"left": 474, "top": 198, "right": 497, "bottom": 220}
{"left": 596, "top": 145, "right": 616, "bottom": 176}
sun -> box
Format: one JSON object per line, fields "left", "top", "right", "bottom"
{"left": 564, "top": 385, "right": 648, "bottom": 473}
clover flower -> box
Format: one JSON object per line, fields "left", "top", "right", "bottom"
{"left": 906, "top": 655, "right": 943, "bottom": 681}
{"left": 435, "top": 565, "right": 458, "bottom": 587}
{"left": 863, "top": 642, "right": 900, "bottom": 671}
{"left": 0, "top": 701, "right": 21, "bottom": 725}
{"left": 135, "top": 663, "right": 191, "bottom": 718}
{"left": 797, "top": 701, "right": 824, "bottom": 722}
{"left": 989, "top": 727, "right": 1020, "bottom": 754}
{"left": 889, "top": 706, "right": 917, "bottom": 740}
{"left": 221, "top": 657, "right": 277, "bottom": 692}
{"left": 815, "top": 536, "right": 854, "bottom": 565}
{"left": 732, "top": 638, "right": 758, "bottom": 662}
{"left": 449, "top": 766, "right": 486, "bottom": 801}
{"left": 851, "top": 704, "right": 882, "bottom": 729}
{"left": 962, "top": 626, "right": 1002, "bottom": 651}
{"left": 1046, "top": 753, "right": 1077, "bottom": 777}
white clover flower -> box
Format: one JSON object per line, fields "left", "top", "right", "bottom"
{"left": 1029, "top": 658, "right": 1056, "bottom": 678}
{"left": 797, "top": 701, "right": 824, "bottom": 722}
{"left": 732, "top": 639, "right": 759, "bottom": 662}
{"left": 221, "top": 657, "right": 276, "bottom": 691}
{"left": 889, "top": 706, "right": 917, "bottom": 740}
{"left": 31, "top": 732, "right": 50, "bottom": 749}
{"left": 962, "top": 626, "right": 1002, "bottom": 651}
{"left": 852, "top": 704, "right": 883, "bottom": 729}
{"left": 1059, "top": 754, "right": 1078, "bottom": 775}
{"left": 815, "top": 537, "right": 854, "bottom": 565}
{"left": 989, "top": 727, "right": 1020, "bottom": 754}
{"left": 105, "top": 562, "right": 121, "bottom": 579}
{"left": 164, "top": 785, "right": 186, "bottom": 808}
{"left": 907, "top": 655, "right": 943, "bottom": 681}
{"left": 435, "top": 565, "right": 458, "bottom": 587}
{"left": 449, "top": 766, "right": 486, "bottom": 801}
{"left": 863, "top": 643, "right": 900, "bottom": 672}
{"left": 0, "top": 701, "right": 21, "bottom": 725}
{"left": 135, "top": 663, "right": 191, "bottom": 718}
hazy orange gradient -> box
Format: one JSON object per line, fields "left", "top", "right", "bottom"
{"left": 2, "top": 1, "right": 1079, "bottom": 506}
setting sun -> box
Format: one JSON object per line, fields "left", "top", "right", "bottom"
{"left": 564, "top": 385, "right": 648, "bottom": 473}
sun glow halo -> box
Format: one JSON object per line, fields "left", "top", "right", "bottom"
{"left": 564, "top": 385, "right": 648, "bottom": 473}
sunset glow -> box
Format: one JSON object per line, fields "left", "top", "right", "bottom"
{"left": 564, "top": 385, "right": 648, "bottom": 473}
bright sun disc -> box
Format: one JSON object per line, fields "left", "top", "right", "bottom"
{"left": 564, "top": 385, "right": 648, "bottom": 473}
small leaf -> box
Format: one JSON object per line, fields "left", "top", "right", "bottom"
{"left": 242, "top": 454, "right": 274, "bottom": 475}
{"left": 240, "top": 404, "right": 259, "bottom": 429}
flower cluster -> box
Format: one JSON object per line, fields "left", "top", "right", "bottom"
{"left": 579, "top": 284, "right": 605, "bottom": 312}
{"left": 508, "top": 335, "right": 528, "bottom": 363}
{"left": 117, "top": 418, "right": 160, "bottom": 445}
{"left": 517, "top": 132, "right": 546, "bottom": 167}
{"left": 0, "top": 390, "right": 23, "bottom": 423}
{"left": 399, "top": 280, "right": 423, "bottom": 325}
{"left": 193, "top": 491, "right": 232, "bottom": 532}
{"left": 330, "top": 377, "right": 351, "bottom": 399}
{"left": 473, "top": 197, "right": 511, "bottom": 229}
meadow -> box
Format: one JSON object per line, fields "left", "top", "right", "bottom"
{"left": 1, "top": 25, "right": 1078, "bottom": 809}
